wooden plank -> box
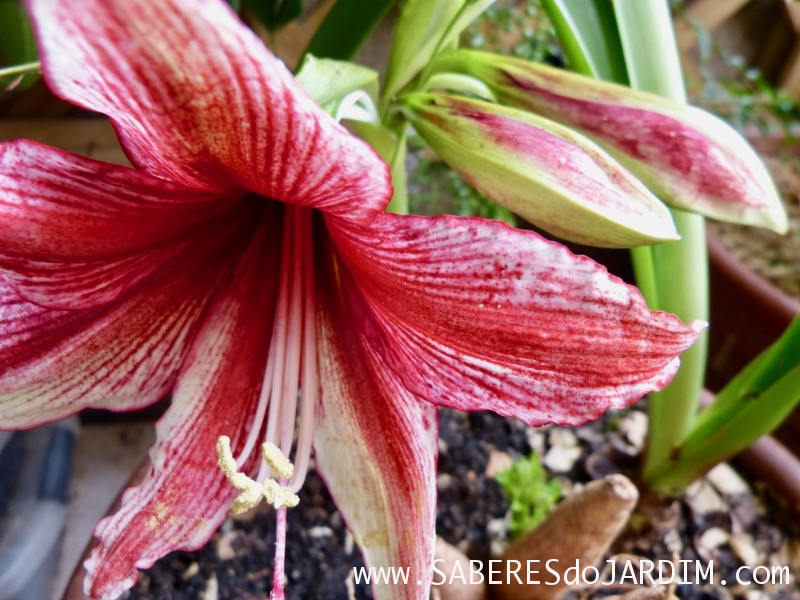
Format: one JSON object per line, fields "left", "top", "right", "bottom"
{"left": 686, "top": 0, "right": 752, "bottom": 30}
{"left": 785, "top": 0, "right": 800, "bottom": 31}
{"left": 0, "top": 119, "right": 129, "bottom": 165}
{"left": 674, "top": 0, "right": 752, "bottom": 52}
{"left": 778, "top": 37, "right": 800, "bottom": 93}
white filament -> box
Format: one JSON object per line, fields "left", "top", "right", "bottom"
{"left": 238, "top": 206, "right": 317, "bottom": 491}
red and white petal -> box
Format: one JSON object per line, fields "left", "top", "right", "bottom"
{"left": 0, "top": 141, "right": 227, "bottom": 261}
{"left": 314, "top": 258, "right": 438, "bottom": 600}
{"left": 27, "top": 0, "right": 391, "bottom": 222}
{"left": 328, "top": 213, "right": 705, "bottom": 426}
{"left": 84, "top": 220, "right": 280, "bottom": 599}
{"left": 0, "top": 141, "right": 235, "bottom": 309}
{"left": 0, "top": 205, "right": 263, "bottom": 428}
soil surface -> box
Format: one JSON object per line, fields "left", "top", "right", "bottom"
{"left": 709, "top": 155, "right": 800, "bottom": 301}
{"left": 122, "top": 406, "right": 800, "bottom": 600}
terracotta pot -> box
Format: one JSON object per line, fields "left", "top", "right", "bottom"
{"left": 707, "top": 229, "right": 800, "bottom": 454}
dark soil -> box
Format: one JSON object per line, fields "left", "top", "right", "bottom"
{"left": 124, "top": 407, "right": 800, "bottom": 600}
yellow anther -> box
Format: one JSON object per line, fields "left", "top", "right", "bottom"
{"left": 232, "top": 486, "right": 264, "bottom": 515}
{"left": 216, "top": 436, "right": 238, "bottom": 479}
{"left": 261, "top": 442, "right": 294, "bottom": 479}
{"left": 216, "top": 435, "right": 300, "bottom": 514}
{"left": 263, "top": 479, "right": 300, "bottom": 509}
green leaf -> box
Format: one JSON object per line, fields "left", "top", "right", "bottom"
{"left": 611, "top": 0, "right": 684, "bottom": 97}
{"left": 496, "top": 452, "right": 562, "bottom": 538}
{"left": 295, "top": 54, "right": 378, "bottom": 108}
{"left": 243, "top": 0, "right": 302, "bottom": 33}
{"left": 648, "top": 364, "right": 800, "bottom": 495}
{"left": 682, "top": 316, "right": 800, "bottom": 448}
{"left": 0, "top": 0, "right": 39, "bottom": 90}
{"left": 382, "top": 0, "right": 495, "bottom": 103}
{"left": 303, "top": 0, "right": 397, "bottom": 61}
{"left": 540, "top": 0, "right": 627, "bottom": 82}
{"left": 350, "top": 121, "right": 408, "bottom": 215}
{"left": 383, "top": 0, "right": 465, "bottom": 102}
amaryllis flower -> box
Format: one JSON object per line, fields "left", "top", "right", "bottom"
{"left": 1, "top": 0, "right": 702, "bottom": 598}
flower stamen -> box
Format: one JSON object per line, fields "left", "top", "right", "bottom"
{"left": 216, "top": 436, "right": 299, "bottom": 514}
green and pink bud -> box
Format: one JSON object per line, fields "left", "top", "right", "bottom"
{"left": 402, "top": 92, "right": 678, "bottom": 248}
{"left": 431, "top": 50, "right": 787, "bottom": 233}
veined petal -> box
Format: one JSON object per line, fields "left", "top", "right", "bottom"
{"left": 403, "top": 93, "right": 678, "bottom": 248}
{"left": 328, "top": 213, "right": 705, "bottom": 426}
{"left": 433, "top": 50, "right": 787, "bottom": 232}
{"left": 0, "top": 141, "right": 229, "bottom": 261}
{"left": 0, "top": 141, "right": 239, "bottom": 309}
{"left": 27, "top": 0, "right": 391, "bottom": 222}
{"left": 0, "top": 204, "right": 264, "bottom": 428}
{"left": 84, "top": 219, "right": 280, "bottom": 599}
{"left": 315, "top": 253, "right": 438, "bottom": 600}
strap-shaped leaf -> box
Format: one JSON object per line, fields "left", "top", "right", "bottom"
{"left": 541, "top": 0, "right": 627, "bottom": 81}
{"left": 382, "top": 0, "right": 495, "bottom": 103}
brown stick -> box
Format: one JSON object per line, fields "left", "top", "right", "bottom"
{"left": 489, "top": 474, "right": 639, "bottom": 600}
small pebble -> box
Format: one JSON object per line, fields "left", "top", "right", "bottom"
{"left": 707, "top": 463, "right": 750, "bottom": 496}
{"left": 309, "top": 526, "right": 333, "bottom": 539}
{"left": 215, "top": 532, "right": 236, "bottom": 561}
{"left": 730, "top": 533, "right": 760, "bottom": 567}
{"left": 201, "top": 574, "right": 218, "bottom": 600}
{"left": 685, "top": 480, "right": 727, "bottom": 515}
{"left": 698, "top": 527, "right": 730, "bottom": 554}
{"left": 486, "top": 516, "right": 508, "bottom": 540}
{"left": 525, "top": 427, "right": 546, "bottom": 455}
{"left": 543, "top": 444, "right": 582, "bottom": 472}
{"left": 437, "top": 473, "right": 454, "bottom": 490}
{"left": 663, "top": 529, "right": 683, "bottom": 554}
{"left": 181, "top": 562, "right": 199, "bottom": 580}
{"left": 484, "top": 449, "right": 513, "bottom": 477}
{"left": 618, "top": 411, "right": 648, "bottom": 450}
{"left": 548, "top": 428, "right": 578, "bottom": 448}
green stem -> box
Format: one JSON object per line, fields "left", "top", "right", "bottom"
{"left": 610, "top": 0, "right": 709, "bottom": 489}
{"left": 544, "top": 0, "right": 710, "bottom": 492}
{"left": 385, "top": 125, "right": 409, "bottom": 214}
{"left": 640, "top": 212, "right": 708, "bottom": 484}
{"left": 0, "top": 60, "right": 40, "bottom": 78}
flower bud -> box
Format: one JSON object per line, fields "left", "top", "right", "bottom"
{"left": 403, "top": 92, "right": 678, "bottom": 248}
{"left": 431, "top": 50, "right": 787, "bottom": 233}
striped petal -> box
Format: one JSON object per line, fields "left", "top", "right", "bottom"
{"left": 84, "top": 220, "right": 280, "bottom": 599}
{"left": 328, "top": 213, "right": 705, "bottom": 426}
{"left": 0, "top": 203, "right": 264, "bottom": 428}
{"left": 0, "top": 141, "right": 233, "bottom": 309}
{"left": 315, "top": 254, "right": 438, "bottom": 600}
{"left": 433, "top": 50, "right": 787, "bottom": 232}
{"left": 27, "top": 0, "right": 391, "bottom": 222}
